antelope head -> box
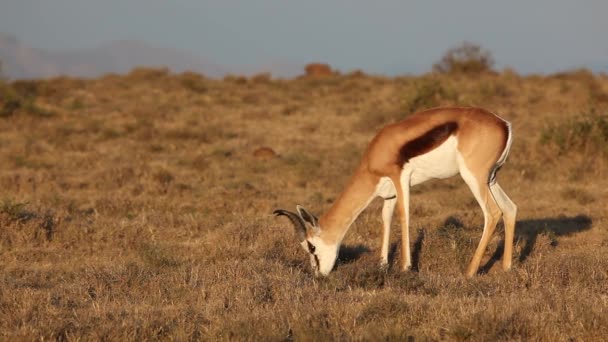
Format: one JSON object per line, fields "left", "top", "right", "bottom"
{"left": 273, "top": 205, "right": 338, "bottom": 276}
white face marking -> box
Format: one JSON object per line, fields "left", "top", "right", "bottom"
{"left": 297, "top": 178, "right": 398, "bottom": 277}
{"left": 303, "top": 236, "right": 338, "bottom": 276}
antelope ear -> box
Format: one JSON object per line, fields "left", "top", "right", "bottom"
{"left": 296, "top": 205, "right": 319, "bottom": 231}
{"left": 273, "top": 209, "right": 307, "bottom": 241}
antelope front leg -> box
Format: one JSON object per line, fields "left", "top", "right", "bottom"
{"left": 380, "top": 197, "right": 397, "bottom": 266}
{"left": 396, "top": 174, "right": 412, "bottom": 271}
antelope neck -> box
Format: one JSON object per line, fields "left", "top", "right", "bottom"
{"left": 318, "top": 168, "right": 379, "bottom": 244}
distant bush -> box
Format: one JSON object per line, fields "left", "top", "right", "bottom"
{"left": 354, "top": 78, "right": 458, "bottom": 133}
{"left": 30, "top": 77, "right": 86, "bottom": 99}
{"left": 250, "top": 72, "right": 272, "bottom": 83}
{"left": 540, "top": 109, "right": 608, "bottom": 156}
{"left": 223, "top": 74, "right": 248, "bottom": 84}
{"left": 347, "top": 69, "right": 367, "bottom": 78}
{"left": 0, "top": 80, "right": 54, "bottom": 118}
{"left": 433, "top": 42, "right": 495, "bottom": 74}
{"left": 178, "top": 72, "right": 207, "bottom": 93}
{"left": 551, "top": 69, "right": 608, "bottom": 103}
{"left": 304, "top": 63, "right": 334, "bottom": 77}
{"left": 127, "top": 67, "right": 170, "bottom": 81}
{"left": 404, "top": 78, "right": 457, "bottom": 113}
{"left": 0, "top": 82, "right": 21, "bottom": 117}
{"left": 551, "top": 68, "right": 596, "bottom": 83}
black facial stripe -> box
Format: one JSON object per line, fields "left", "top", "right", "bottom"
{"left": 306, "top": 241, "right": 316, "bottom": 254}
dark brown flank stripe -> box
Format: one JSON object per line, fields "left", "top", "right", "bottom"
{"left": 397, "top": 122, "right": 459, "bottom": 166}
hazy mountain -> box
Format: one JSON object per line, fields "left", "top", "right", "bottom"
{"left": 0, "top": 33, "right": 242, "bottom": 79}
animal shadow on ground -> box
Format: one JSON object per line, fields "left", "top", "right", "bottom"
{"left": 334, "top": 215, "right": 591, "bottom": 273}
{"left": 337, "top": 244, "right": 371, "bottom": 264}
{"left": 478, "top": 214, "right": 593, "bottom": 274}
{"left": 385, "top": 229, "right": 426, "bottom": 272}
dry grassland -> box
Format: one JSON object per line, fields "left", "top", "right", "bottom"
{"left": 1, "top": 68, "right": 608, "bottom": 340}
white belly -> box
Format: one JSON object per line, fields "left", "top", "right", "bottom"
{"left": 406, "top": 135, "right": 460, "bottom": 186}
{"left": 374, "top": 135, "right": 461, "bottom": 199}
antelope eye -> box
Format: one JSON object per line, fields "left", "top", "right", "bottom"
{"left": 306, "top": 241, "right": 316, "bottom": 254}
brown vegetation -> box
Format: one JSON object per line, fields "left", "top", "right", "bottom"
{"left": 1, "top": 67, "right": 608, "bottom": 340}
{"left": 304, "top": 63, "right": 335, "bottom": 77}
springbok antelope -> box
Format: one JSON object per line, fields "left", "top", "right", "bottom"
{"left": 274, "top": 107, "right": 517, "bottom": 277}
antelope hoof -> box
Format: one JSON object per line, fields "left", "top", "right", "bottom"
{"left": 465, "top": 269, "right": 477, "bottom": 278}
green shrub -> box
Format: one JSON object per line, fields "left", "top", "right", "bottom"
{"left": 540, "top": 109, "right": 608, "bottom": 156}
{"left": 0, "top": 81, "right": 55, "bottom": 118}
{"left": 433, "top": 42, "right": 495, "bottom": 74}
{"left": 0, "top": 82, "right": 22, "bottom": 117}
{"left": 404, "top": 78, "right": 457, "bottom": 113}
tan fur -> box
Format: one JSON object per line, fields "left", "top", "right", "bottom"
{"left": 318, "top": 165, "right": 380, "bottom": 243}
{"left": 317, "top": 107, "right": 515, "bottom": 276}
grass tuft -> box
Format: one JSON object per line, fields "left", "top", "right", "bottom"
{"left": 1, "top": 199, "right": 36, "bottom": 222}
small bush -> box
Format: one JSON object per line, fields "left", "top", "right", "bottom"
{"left": 0, "top": 81, "right": 55, "bottom": 118}
{"left": 552, "top": 69, "right": 608, "bottom": 103}
{"left": 11, "top": 80, "right": 40, "bottom": 98}
{"left": 404, "top": 78, "right": 456, "bottom": 113}
{"left": 433, "top": 42, "right": 495, "bottom": 74}
{"left": 179, "top": 72, "right": 207, "bottom": 93}
{"left": 551, "top": 68, "right": 595, "bottom": 83}
{"left": 540, "top": 109, "right": 608, "bottom": 156}
{"left": 356, "top": 78, "right": 459, "bottom": 132}
{"left": 250, "top": 72, "right": 272, "bottom": 83}
{"left": 127, "top": 67, "right": 170, "bottom": 81}
{"left": 0, "top": 82, "right": 22, "bottom": 117}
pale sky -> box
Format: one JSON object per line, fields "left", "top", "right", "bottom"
{"left": 1, "top": 0, "right": 607, "bottom": 74}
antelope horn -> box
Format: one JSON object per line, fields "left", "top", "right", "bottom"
{"left": 273, "top": 209, "right": 307, "bottom": 241}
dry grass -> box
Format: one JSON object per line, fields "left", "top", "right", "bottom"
{"left": 1, "top": 68, "right": 608, "bottom": 340}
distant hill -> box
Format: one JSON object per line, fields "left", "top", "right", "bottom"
{"left": 0, "top": 33, "right": 295, "bottom": 80}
